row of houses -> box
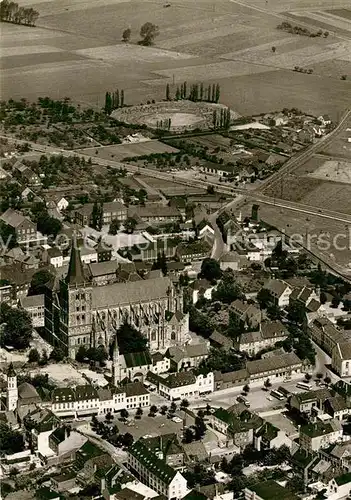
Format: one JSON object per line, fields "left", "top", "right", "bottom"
{"left": 5, "top": 364, "right": 151, "bottom": 419}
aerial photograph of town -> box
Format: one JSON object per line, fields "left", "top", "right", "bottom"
{"left": 0, "top": 0, "right": 350, "bottom": 499}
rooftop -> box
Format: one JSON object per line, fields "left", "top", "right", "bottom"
{"left": 0, "top": 208, "right": 30, "bottom": 228}
{"left": 92, "top": 276, "right": 172, "bottom": 309}
{"left": 247, "top": 480, "right": 298, "bottom": 500}
{"left": 247, "top": 352, "right": 301, "bottom": 375}
{"left": 161, "top": 371, "right": 196, "bottom": 389}
{"left": 123, "top": 351, "right": 152, "bottom": 369}
{"left": 301, "top": 419, "right": 342, "bottom": 438}
{"left": 20, "top": 294, "right": 44, "bottom": 309}
{"left": 128, "top": 439, "right": 177, "bottom": 484}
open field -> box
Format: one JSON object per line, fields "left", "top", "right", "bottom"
{"left": 137, "top": 175, "right": 206, "bottom": 197}
{"left": 1, "top": 0, "right": 350, "bottom": 119}
{"left": 265, "top": 153, "right": 351, "bottom": 215}
{"left": 320, "top": 116, "right": 351, "bottom": 159}
{"left": 307, "top": 159, "right": 351, "bottom": 184}
{"left": 77, "top": 140, "right": 179, "bottom": 161}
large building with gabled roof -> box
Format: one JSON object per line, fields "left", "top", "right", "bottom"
{"left": 44, "top": 243, "right": 188, "bottom": 360}
{"left": 127, "top": 438, "right": 188, "bottom": 499}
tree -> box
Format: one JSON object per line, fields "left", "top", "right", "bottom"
{"left": 136, "top": 407, "right": 143, "bottom": 418}
{"left": 243, "top": 384, "right": 250, "bottom": 394}
{"left": 180, "top": 399, "right": 189, "bottom": 409}
{"left": 212, "top": 269, "right": 243, "bottom": 304}
{"left": 199, "top": 258, "right": 221, "bottom": 282}
{"left": 124, "top": 217, "right": 137, "bottom": 234}
{"left": 287, "top": 302, "right": 306, "bottom": 326}
{"left": 139, "top": 22, "right": 159, "bottom": 46}
{"left": 76, "top": 345, "right": 88, "bottom": 362}
{"left": 0, "top": 423, "right": 25, "bottom": 454}
{"left": 324, "top": 375, "right": 331, "bottom": 385}
{"left": 183, "top": 428, "right": 194, "bottom": 443}
{"left": 108, "top": 219, "right": 120, "bottom": 235}
{"left": 0, "top": 303, "right": 32, "bottom": 349}
{"left": 152, "top": 251, "right": 168, "bottom": 276}
{"left": 120, "top": 408, "right": 129, "bottom": 420}
{"left": 331, "top": 296, "right": 341, "bottom": 308}
{"left": 320, "top": 291, "right": 327, "bottom": 304}
{"left": 272, "top": 46, "right": 276, "bottom": 53}
{"left": 257, "top": 288, "right": 274, "bottom": 309}
{"left": 28, "top": 348, "right": 40, "bottom": 363}
{"left": 166, "top": 83, "right": 171, "bottom": 101}
{"left": 31, "top": 205, "right": 62, "bottom": 238}
{"left": 304, "top": 373, "right": 312, "bottom": 381}
{"left": 120, "top": 89, "right": 125, "bottom": 107}
{"left": 175, "top": 86, "right": 181, "bottom": 100}
{"left": 194, "top": 416, "right": 206, "bottom": 440}
{"left": 28, "top": 269, "right": 54, "bottom": 296}
{"left": 160, "top": 405, "right": 168, "bottom": 415}
{"left": 105, "top": 92, "right": 112, "bottom": 114}
{"left": 116, "top": 321, "right": 148, "bottom": 354}
{"left": 50, "top": 346, "right": 65, "bottom": 362}
{"left": 0, "top": 220, "right": 17, "bottom": 249}
{"left": 316, "top": 372, "right": 323, "bottom": 380}
{"left": 215, "top": 83, "right": 220, "bottom": 103}
{"left": 87, "top": 346, "right": 108, "bottom": 364}
{"left": 150, "top": 405, "right": 158, "bottom": 414}
{"left": 122, "top": 432, "right": 134, "bottom": 447}
{"left": 114, "top": 89, "right": 120, "bottom": 109}
{"left": 170, "top": 401, "right": 177, "bottom": 413}
{"left": 39, "top": 349, "right": 48, "bottom": 366}
{"left": 91, "top": 200, "right": 103, "bottom": 230}
{"left": 264, "top": 378, "right": 271, "bottom": 390}
{"left": 105, "top": 412, "right": 114, "bottom": 422}
{"left": 122, "top": 27, "right": 131, "bottom": 42}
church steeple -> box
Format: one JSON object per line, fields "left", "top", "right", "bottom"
{"left": 66, "top": 241, "right": 85, "bottom": 286}
{"left": 7, "top": 362, "right": 18, "bottom": 412}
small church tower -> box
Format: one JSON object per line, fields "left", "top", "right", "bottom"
{"left": 112, "top": 338, "right": 122, "bottom": 387}
{"left": 7, "top": 362, "right": 18, "bottom": 412}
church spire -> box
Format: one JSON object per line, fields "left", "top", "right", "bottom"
{"left": 66, "top": 240, "right": 85, "bottom": 286}
{"left": 7, "top": 362, "right": 16, "bottom": 377}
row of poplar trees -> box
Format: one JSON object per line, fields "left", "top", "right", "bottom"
{"left": 104, "top": 89, "right": 125, "bottom": 115}
{"left": 212, "top": 107, "right": 231, "bottom": 130}
{"left": 166, "top": 82, "right": 221, "bottom": 103}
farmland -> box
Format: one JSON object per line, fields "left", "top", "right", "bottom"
{"left": 77, "top": 140, "right": 179, "bottom": 161}
{"left": 0, "top": 0, "right": 350, "bottom": 119}
{"left": 263, "top": 117, "right": 351, "bottom": 216}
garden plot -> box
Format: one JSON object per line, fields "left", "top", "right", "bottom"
{"left": 220, "top": 36, "right": 299, "bottom": 61}
{"left": 0, "top": 45, "right": 64, "bottom": 57}
{"left": 147, "top": 60, "right": 278, "bottom": 86}
{"left": 262, "top": 42, "right": 351, "bottom": 69}
{"left": 307, "top": 160, "right": 351, "bottom": 184}
{"left": 0, "top": 24, "right": 67, "bottom": 45}
{"left": 78, "top": 140, "right": 179, "bottom": 161}
{"left": 158, "top": 23, "right": 253, "bottom": 50}
{"left": 291, "top": 10, "right": 351, "bottom": 33}
{"left": 327, "top": 9, "right": 351, "bottom": 21}
{"left": 74, "top": 44, "right": 194, "bottom": 63}
{"left": 159, "top": 13, "right": 239, "bottom": 38}
{"left": 223, "top": 40, "right": 351, "bottom": 69}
